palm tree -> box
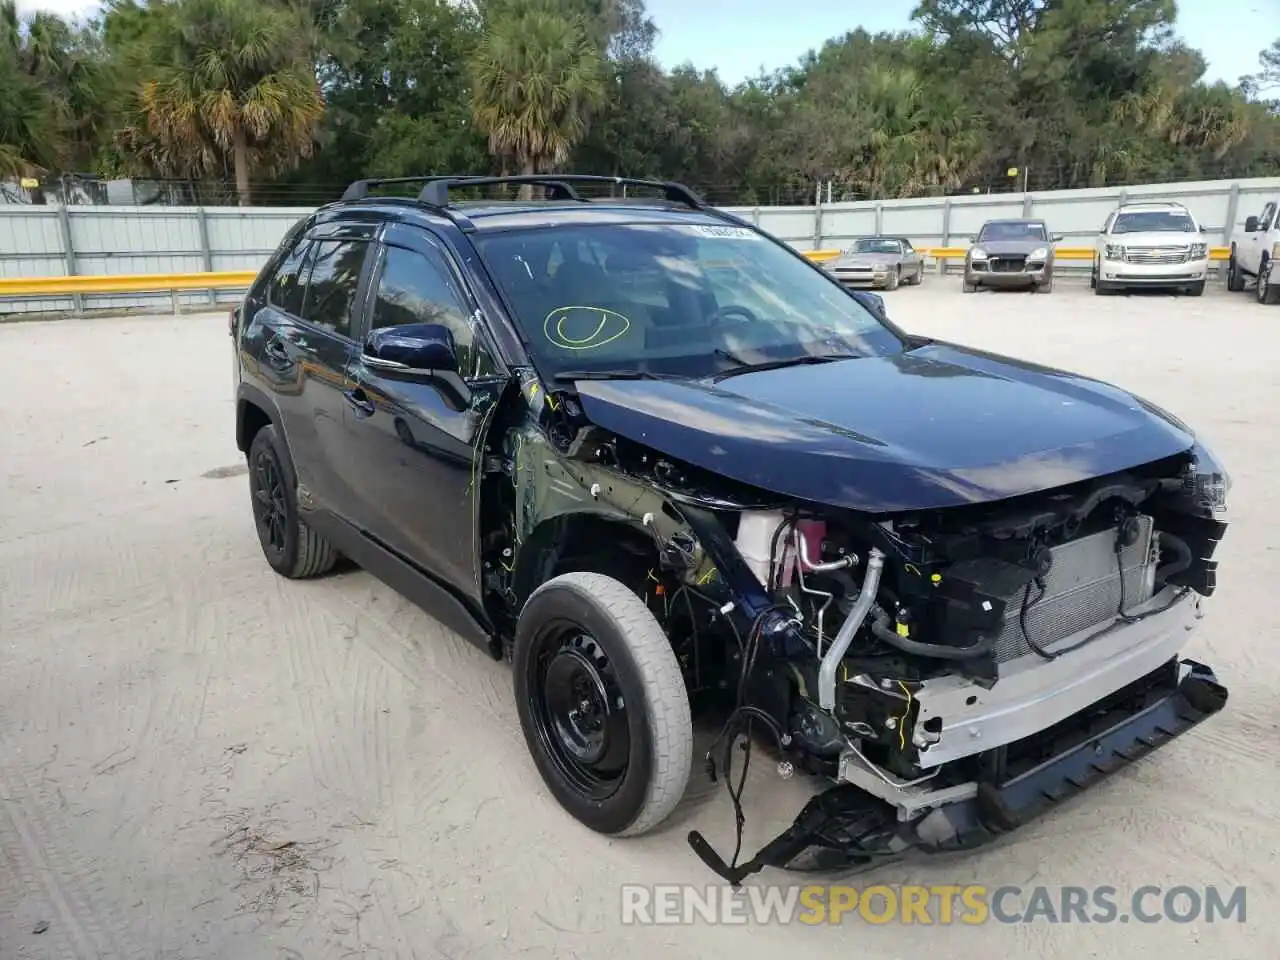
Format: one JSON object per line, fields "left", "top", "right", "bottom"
{"left": 469, "top": 8, "right": 606, "bottom": 195}
{"left": 0, "top": 0, "right": 108, "bottom": 178}
{"left": 124, "top": 0, "right": 323, "bottom": 205}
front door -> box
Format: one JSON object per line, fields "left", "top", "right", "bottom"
{"left": 340, "top": 227, "right": 507, "bottom": 602}
{"left": 1245, "top": 202, "right": 1275, "bottom": 275}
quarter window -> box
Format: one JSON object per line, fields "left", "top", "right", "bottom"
{"left": 370, "top": 245, "right": 496, "bottom": 379}
{"left": 268, "top": 238, "right": 314, "bottom": 316}
{"left": 301, "top": 239, "right": 369, "bottom": 338}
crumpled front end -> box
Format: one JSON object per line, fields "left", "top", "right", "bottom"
{"left": 682, "top": 441, "right": 1231, "bottom": 883}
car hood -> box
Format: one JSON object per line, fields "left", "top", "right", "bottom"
{"left": 1108, "top": 232, "right": 1199, "bottom": 247}
{"left": 834, "top": 253, "right": 901, "bottom": 266}
{"left": 571, "top": 342, "right": 1195, "bottom": 513}
{"left": 972, "top": 239, "right": 1049, "bottom": 256}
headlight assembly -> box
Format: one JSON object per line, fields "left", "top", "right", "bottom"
{"left": 970, "top": 247, "right": 988, "bottom": 260}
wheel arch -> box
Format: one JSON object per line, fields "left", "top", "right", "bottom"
{"left": 236, "top": 383, "right": 280, "bottom": 454}
{"left": 512, "top": 512, "right": 662, "bottom": 609}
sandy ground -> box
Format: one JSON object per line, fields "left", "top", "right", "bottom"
{"left": 2, "top": 279, "right": 1278, "bottom": 959}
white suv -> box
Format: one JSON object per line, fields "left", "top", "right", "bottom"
{"left": 1092, "top": 201, "right": 1210, "bottom": 297}
{"left": 1226, "top": 197, "right": 1280, "bottom": 305}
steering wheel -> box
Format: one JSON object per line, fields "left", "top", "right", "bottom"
{"left": 706, "top": 304, "right": 760, "bottom": 327}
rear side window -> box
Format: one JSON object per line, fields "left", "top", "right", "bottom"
{"left": 268, "top": 237, "right": 313, "bottom": 316}
{"left": 302, "top": 239, "right": 369, "bottom": 338}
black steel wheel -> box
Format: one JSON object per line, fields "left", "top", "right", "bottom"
{"left": 514, "top": 572, "right": 692, "bottom": 836}
{"left": 529, "top": 628, "right": 631, "bottom": 801}
{"left": 247, "top": 424, "right": 339, "bottom": 579}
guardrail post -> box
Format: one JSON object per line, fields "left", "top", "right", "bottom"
{"left": 940, "top": 199, "right": 952, "bottom": 276}
{"left": 813, "top": 182, "right": 824, "bottom": 250}
{"left": 1022, "top": 192, "right": 1033, "bottom": 217}
{"left": 196, "top": 205, "right": 216, "bottom": 307}
{"left": 1223, "top": 183, "right": 1240, "bottom": 246}
{"left": 55, "top": 198, "right": 83, "bottom": 315}
{"left": 751, "top": 206, "right": 761, "bottom": 227}
{"left": 874, "top": 202, "right": 883, "bottom": 236}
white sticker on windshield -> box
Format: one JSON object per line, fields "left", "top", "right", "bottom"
{"left": 686, "top": 224, "right": 762, "bottom": 241}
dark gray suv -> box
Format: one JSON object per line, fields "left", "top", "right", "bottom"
{"left": 963, "top": 219, "right": 1061, "bottom": 293}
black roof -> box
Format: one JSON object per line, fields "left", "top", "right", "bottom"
{"left": 327, "top": 173, "right": 743, "bottom": 234}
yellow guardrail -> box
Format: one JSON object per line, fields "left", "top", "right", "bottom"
{"left": 0, "top": 270, "right": 257, "bottom": 297}
{"left": 0, "top": 246, "right": 1232, "bottom": 301}
{"left": 805, "top": 246, "right": 1230, "bottom": 262}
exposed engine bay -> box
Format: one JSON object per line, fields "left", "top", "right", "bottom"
{"left": 477, "top": 374, "right": 1231, "bottom": 884}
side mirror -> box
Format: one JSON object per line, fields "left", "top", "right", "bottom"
{"left": 1245, "top": 216, "right": 1259, "bottom": 233}
{"left": 1051, "top": 234, "right": 1064, "bottom": 243}
{"left": 362, "top": 323, "right": 470, "bottom": 408}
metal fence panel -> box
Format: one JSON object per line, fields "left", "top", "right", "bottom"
{"left": 4, "top": 176, "right": 1280, "bottom": 315}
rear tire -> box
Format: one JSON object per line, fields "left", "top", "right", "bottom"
{"left": 513, "top": 572, "right": 693, "bottom": 837}
{"left": 248, "top": 425, "right": 339, "bottom": 579}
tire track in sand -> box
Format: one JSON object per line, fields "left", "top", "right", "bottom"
{"left": 0, "top": 760, "right": 136, "bottom": 959}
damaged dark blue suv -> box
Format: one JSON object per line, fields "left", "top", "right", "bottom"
{"left": 231, "top": 175, "right": 1229, "bottom": 883}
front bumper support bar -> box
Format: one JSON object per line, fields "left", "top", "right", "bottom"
{"left": 687, "top": 659, "right": 1227, "bottom": 886}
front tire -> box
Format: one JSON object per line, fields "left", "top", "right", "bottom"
{"left": 1258, "top": 259, "right": 1280, "bottom": 304}
{"left": 1186, "top": 280, "right": 1206, "bottom": 297}
{"left": 1227, "top": 248, "right": 1245, "bottom": 292}
{"left": 248, "top": 425, "right": 339, "bottom": 579}
{"left": 513, "top": 572, "right": 693, "bottom": 837}
{"left": 886, "top": 268, "right": 900, "bottom": 291}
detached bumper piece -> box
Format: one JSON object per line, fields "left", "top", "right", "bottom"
{"left": 689, "top": 659, "right": 1227, "bottom": 886}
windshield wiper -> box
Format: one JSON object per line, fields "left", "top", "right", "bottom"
{"left": 711, "top": 353, "right": 861, "bottom": 383}
{"left": 552, "top": 369, "right": 686, "bottom": 382}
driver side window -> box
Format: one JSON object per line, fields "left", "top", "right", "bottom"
{"left": 370, "top": 245, "right": 497, "bottom": 380}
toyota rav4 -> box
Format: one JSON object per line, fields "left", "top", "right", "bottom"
{"left": 231, "top": 174, "right": 1230, "bottom": 883}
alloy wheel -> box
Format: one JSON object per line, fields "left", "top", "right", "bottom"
{"left": 251, "top": 449, "right": 289, "bottom": 555}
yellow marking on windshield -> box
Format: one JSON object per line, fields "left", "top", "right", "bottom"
{"left": 543, "top": 306, "right": 632, "bottom": 351}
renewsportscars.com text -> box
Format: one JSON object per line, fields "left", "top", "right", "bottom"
{"left": 620, "top": 884, "right": 1247, "bottom": 926}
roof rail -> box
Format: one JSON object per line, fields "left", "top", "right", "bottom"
{"left": 417, "top": 174, "right": 704, "bottom": 210}
{"left": 341, "top": 176, "right": 469, "bottom": 202}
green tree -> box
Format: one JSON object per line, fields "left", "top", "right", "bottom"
{"left": 469, "top": 6, "right": 606, "bottom": 190}
{"left": 115, "top": 0, "right": 323, "bottom": 204}
{"left": 0, "top": 0, "right": 113, "bottom": 177}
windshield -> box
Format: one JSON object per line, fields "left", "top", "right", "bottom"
{"left": 1113, "top": 211, "right": 1196, "bottom": 234}
{"left": 474, "top": 222, "right": 904, "bottom": 381}
{"left": 977, "top": 221, "right": 1047, "bottom": 242}
{"left": 847, "top": 238, "right": 903, "bottom": 255}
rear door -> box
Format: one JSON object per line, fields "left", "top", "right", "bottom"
{"left": 900, "top": 239, "right": 920, "bottom": 277}
{"left": 339, "top": 224, "right": 508, "bottom": 601}
{"left": 247, "top": 219, "right": 377, "bottom": 516}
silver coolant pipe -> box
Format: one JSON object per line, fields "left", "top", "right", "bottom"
{"left": 818, "top": 547, "right": 885, "bottom": 711}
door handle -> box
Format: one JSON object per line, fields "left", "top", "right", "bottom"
{"left": 345, "top": 388, "right": 376, "bottom": 418}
